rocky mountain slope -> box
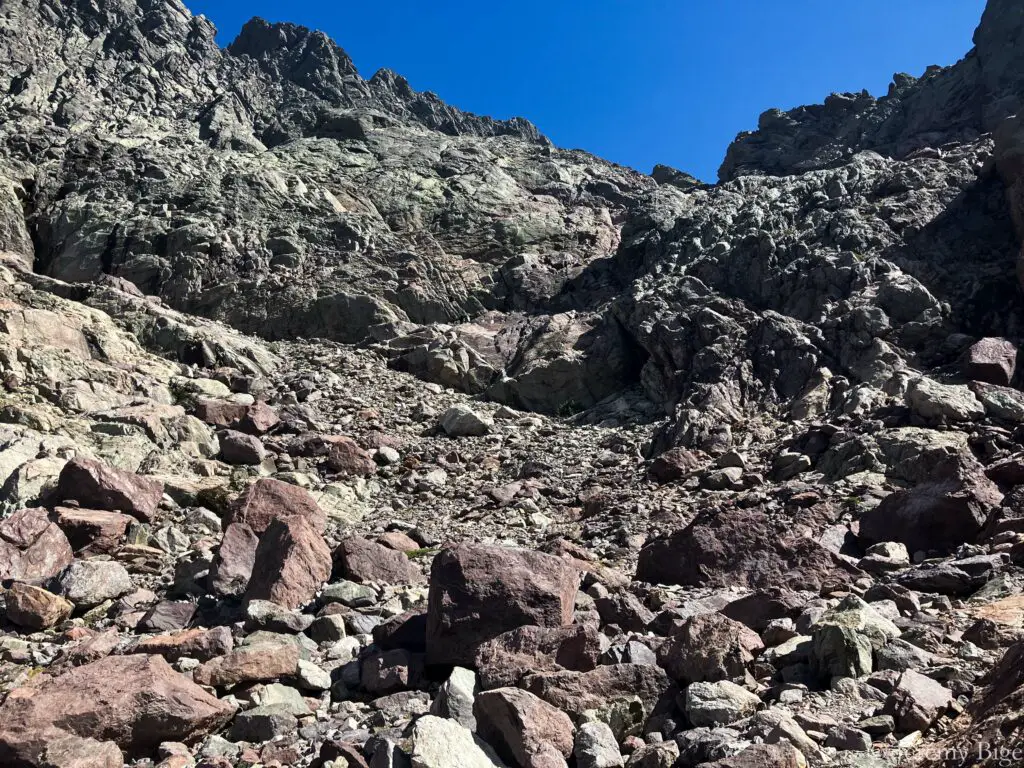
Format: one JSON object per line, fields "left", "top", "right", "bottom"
{"left": 2, "top": 0, "right": 1024, "bottom": 766}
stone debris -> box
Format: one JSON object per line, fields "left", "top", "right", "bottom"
{"left": 0, "top": 0, "right": 1022, "bottom": 766}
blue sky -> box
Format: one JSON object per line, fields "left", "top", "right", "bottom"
{"left": 188, "top": 1, "right": 986, "bottom": 182}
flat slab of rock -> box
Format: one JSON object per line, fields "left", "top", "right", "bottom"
{"left": 193, "top": 641, "right": 300, "bottom": 687}
{"left": 0, "top": 654, "right": 234, "bottom": 762}
{"left": 131, "top": 627, "right": 233, "bottom": 662}
{"left": 334, "top": 535, "right": 426, "bottom": 585}
{"left": 426, "top": 544, "right": 581, "bottom": 666}
{"left": 55, "top": 457, "right": 162, "bottom": 522}
{"left": 523, "top": 663, "right": 673, "bottom": 720}
{"left": 53, "top": 507, "right": 133, "bottom": 553}
{"left": 209, "top": 522, "right": 259, "bottom": 596}
{"left": 636, "top": 508, "right": 861, "bottom": 591}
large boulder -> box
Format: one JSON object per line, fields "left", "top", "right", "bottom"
{"left": 656, "top": 613, "right": 764, "bottom": 685}
{"left": 209, "top": 522, "right": 259, "bottom": 596}
{"left": 962, "top": 337, "right": 1017, "bottom": 385}
{"left": 523, "top": 664, "right": 673, "bottom": 723}
{"left": 52, "top": 508, "right": 133, "bottom": 553}
{"left": 426, "top": 544, "right": 581, "bottom": 666}
{"left": 475, "top": 688, "right": 575, "bottom": 767}
{"left": 226, "top": 477, "right": 327, "bottom": 535}
{"left": 0, "top": 508, "right": 73, "bottom": 582}
{"left": 0, "top": 655, "right": 234, "bottom": 762}
{"left": 5, "top": 583, "right": 73, "bottom": 630}
{"left": 636, "top": 508, "right": 860, "bottom": 591}
{"left": 333, "top": 535, "right": 425, "bottom": 585}
{"left": 193, "top": 641, "right": 300, "bottom": 687}
{"left": 54, "top": 458, "right": 163, "bottom": 522}
{"left": 244, "top": 517, "right": 332, "bottom": 609}
{"left": 906, "top": 377, "right": 985, "bottom": 423}
{"left": 408, "top": 715, "right": 505, "bottom": 768}
{"left": 859, "top": 467, "right": 1002, "bottom": 554}
{"left": 57, "top": 560, "right": 133, "bottom": 607}
{"left": 475, "top": 624, "right": 602, "bottom": 689}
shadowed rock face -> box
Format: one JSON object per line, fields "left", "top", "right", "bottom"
{"left": 3, "top": 0, "right": 1024, "bottom": 425}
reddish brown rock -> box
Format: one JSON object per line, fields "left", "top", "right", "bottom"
{"left": 377, "top": 530, "right": 421, "bottom": 553}
{"left": 325, "top": 437, "right": 377, "bottom": 476}
{"left": 475, "top": 688, "right": 575, "bottom": 767}
{"left": 475, "top": 624, "right": 602, "bottom": 689}
{"left": 209, "top": 522, "right": 259, "bottom": 597}
{"left": 523, "top": 664, "right": 673, "bottom": 720}
{"left": 193, "top": 398, "right": 247, "bottom": 428}
{"left": 319, "top": 742, "right": 370, "bottom": 768}
{"left": 226, "top": 478, "right": 326, "bottom": 535}
{"left": 656, "top": 613, "right": 764, "bottom": 684}
{"left": 131, "top": 627, "right": 233, "bottom": 662}
{"left": 426, "top": 544, "right": 582, "bottom": 666}
{"left": 360, "top": 649, "right": 424, "bottom": 695}
{"left": 55, "top": 458, "right": 162, "bottom": 522}
{"left": 720, "top": 589, "right": 806, "bottom": 633}
{"left": 245, "top": 517, "right": 332, "bottom": 610}
{"left": 860, "top": 467, "right": 1002, "bottom": 554}
{"left": 58, "top": 628, "right": 122, "bottom": 667}
{"left": 962, "top": 337, "right": 1017, "bottom": 386}
{"left": 0, "top": 655, "right": 234, "bottom": 761}
{"left": 334, "top": 536, "right": 425, "bottom": 585}
{"left": 884, "top": 669, "right": 954, "bottom": 733}
{"left": 5, "top": 583, "right": 73, "bottom": 630}
{"left": 648, "top": 447, "right": 701, "bottom": 484}
{"left": 53, "top": 507, "right": 133, "bottom": 553}
{"left": 193, "top": 642, "right": 300, "bottom": 687}
{"left": 237, "top": 401, "right": 280, "bottom": 435}
{"left": 0, "top": 507, "right": 74, "bottom": 582}
{"left": 636, "top": 508, "right": 861, "bottom": 591}
{"left": 701, "top": 744, "right": 804, "bottom": 768}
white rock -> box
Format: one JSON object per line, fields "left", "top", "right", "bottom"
{"left": 410, "top": 715, "right": 505, "bottom": 768}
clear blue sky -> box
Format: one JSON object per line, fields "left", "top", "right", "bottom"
{"left": 187, "top": 0, "right": 986, "bottom": 182}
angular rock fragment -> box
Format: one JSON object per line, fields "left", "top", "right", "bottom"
{"left": 426, "top": 544, "right": 581, "bottom": 666}
{"left": 334, "top": 535, "right": 425, "bottom": 585}
{"left": 0, "top": 507, "right": 74, "bottom": 582}
{"left": 244, "top": 517, "right": 332, "bottom": 609}
{"left": 0, "top": 655, "right": 234, "bottom": 761}
{"left": 55, "top": 458, "right": 162, "bottom": 522}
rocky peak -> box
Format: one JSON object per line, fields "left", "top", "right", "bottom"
{"left": 719, "top": 0, "right": 1024, "bottom": 181}
{"left": 228, "top": 17, "right": 361, "bottom": 100}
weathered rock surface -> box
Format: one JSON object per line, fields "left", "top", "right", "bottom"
{"left": 0, "top": 655, "right": 234, "bottom": 762}
{"left": 0, "top": 0, "right": 1023, "bottom": 764}
{"left": 426, "top": 544, "right": 581, "bottom": 666}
